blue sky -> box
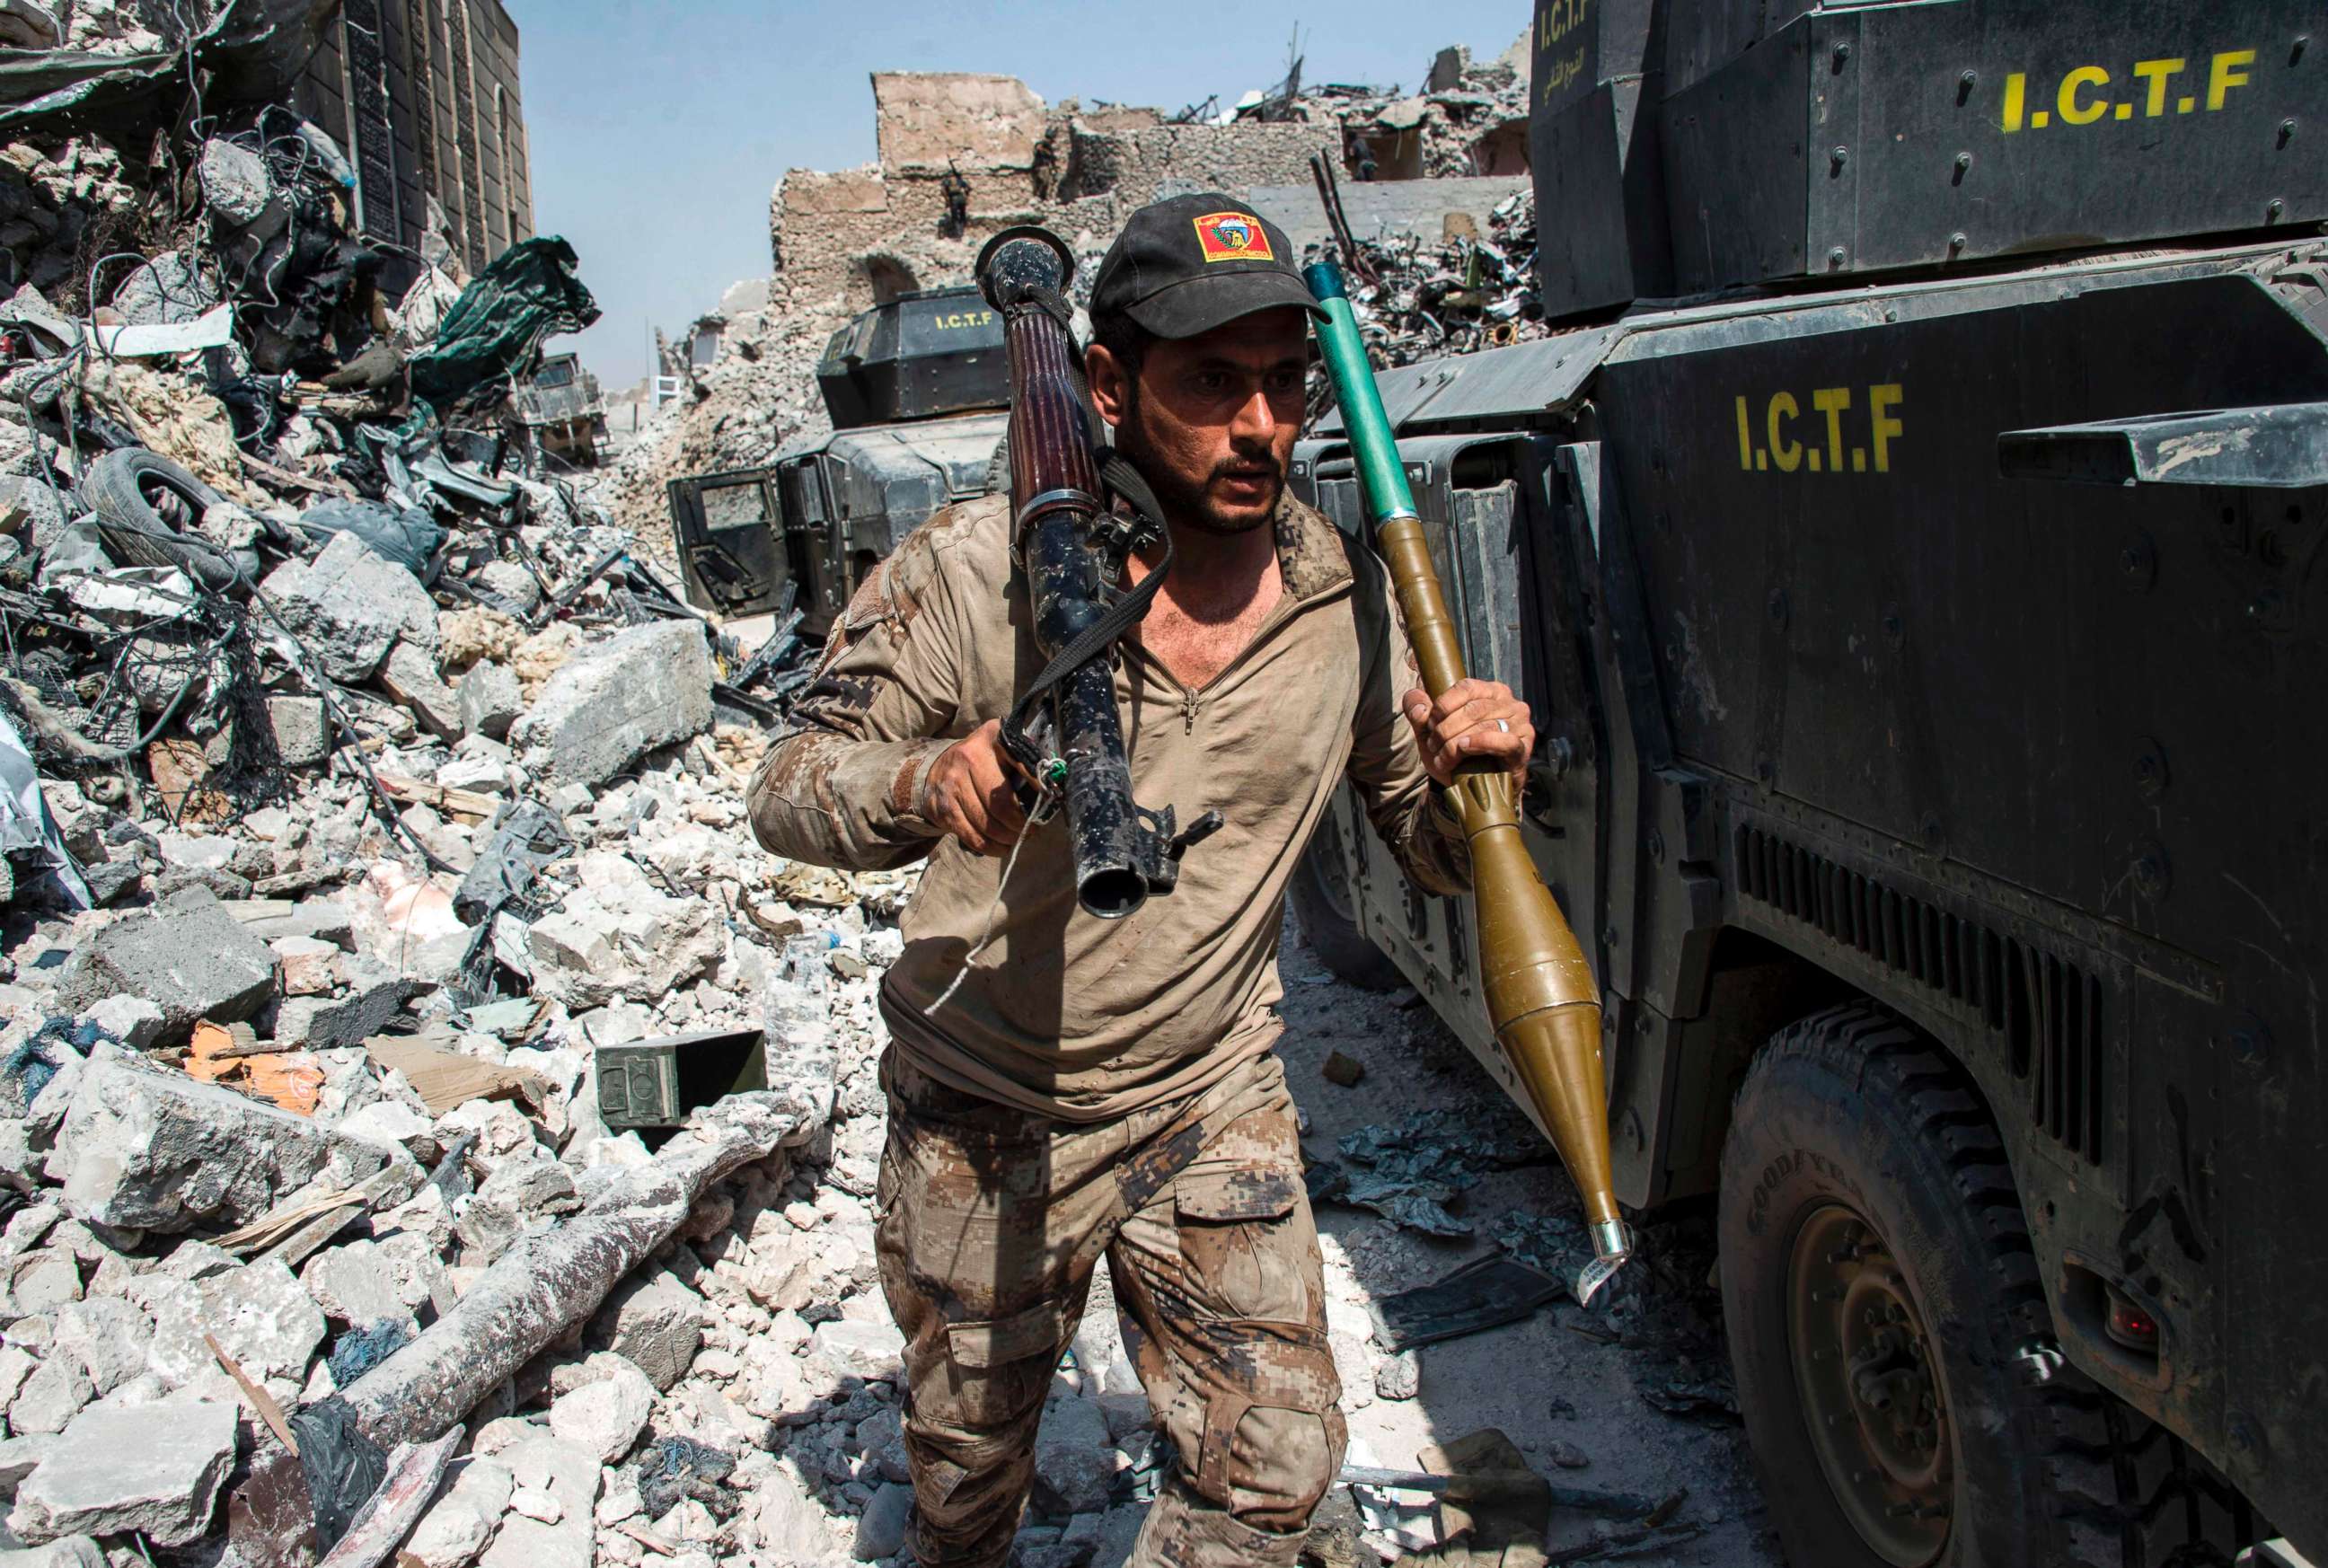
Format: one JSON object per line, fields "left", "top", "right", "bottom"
{"left": 505, "top": 0, "right": 1530, "bottom": 387}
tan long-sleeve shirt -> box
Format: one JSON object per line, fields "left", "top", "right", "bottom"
{"left": 746, "top": 489, "right": 1469, "bottom": 1121}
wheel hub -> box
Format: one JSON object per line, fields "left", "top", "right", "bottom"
{"left": 1788, "top": 1204, "right": 1952, "bottom": 1565}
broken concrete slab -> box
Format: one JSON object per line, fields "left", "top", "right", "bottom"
{"left": 8, "top": 1356, "right": 91, "bottom": 1437}
{"left": 228, "top": 898, "right": 355, "bottom": 948}
{"left": 265, "top": 696, "right": 331, "bottom": 766}
{"left": 586, "top": 1270, "right": 704, "bottom": 1392}
{"left": 259, "top": 530, "right": 439, "bottom": 684}
{"left": 298, "top": 1239, "right": 408, "bottom": 1326}
{"left": 143, "top": 1259, "right": 324, "bottom": 1386}
{"left": 10, "top": 1388, "right": 235, "bottom": 1546}
{"left": 381, "top": 638, "right": 463, "bottom": 741}
{"left": 477, "top": 1436, "right": 597, "bottom": 1568}
{"left": 545, "top": 1355, "right": 654, "bottom": 1463}
{"left": 525, "top": 869, "right": 722, "bottom": 1010}
{"left": 51, "top": 1052, "right": 398, "bottom": 1233}
{"left": 77, "top": 995, "right": 163, "bottom": 1050}
{"left": 459, "top": 660, "right": 523, "bottom": 740}
{"left": 52, "top": 886, "right": 277, "bottom": 1045}
{"left": 509, "top": 619, "right": 713, "bottom": 787}
{"left": 811, "top": 1318, "right": 904, "bottom": 1384}
{"left": 404, "top": 1454, "right": 513, "bottom": 1568}
{"left": 271, "top": 934, "right": 340, "bottom": 997}
{"left": 50, "top": 1297, "right": 148, "bottom": 1396}
{"left": 268, "top": 974, "right": 421, "bottom": 1052}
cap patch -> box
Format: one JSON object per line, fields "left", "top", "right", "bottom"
{"left": 1192, "top": 210, "right": 1272, "bottom": 263}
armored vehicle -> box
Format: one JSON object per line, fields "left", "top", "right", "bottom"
{"left": 1289, "top": 2, "right": 2326, "bottom": 1564}
{"left": 512, "top": 352, "right": 607, "bottom": 470}
{"left": 667, "top": 285, "right": 1009, "bottom": 634}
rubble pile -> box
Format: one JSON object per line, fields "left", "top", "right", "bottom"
{"left": 1308, "top": 184, "right": 1543, "bottom": 410}
{"left": 609, "top": 33, "right": 1535, "bottom": 557}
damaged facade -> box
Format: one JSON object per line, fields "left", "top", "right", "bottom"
{"left": 294, "top": 0, "right": 534, "bottom": 284}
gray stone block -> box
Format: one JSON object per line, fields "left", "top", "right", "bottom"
{"left": 259, "top": 531, "right": 438, "bottom": 684}
{"left": 10, "top": 1389, "right": 235, "bottom": 1546}
{"left": 1032, "top": 1394, "right": 1114, "bottom": 1514}
{"left": 458, "top": 660, "right": 523, "bottom": 740}
{"left": 50, "top": 1053, "right": 394, "bottom": 1233}
{"left": 854, "top": 1482, "right": 913, "bottom": 1561}
{"left": 585, "top": 1271, "right": 704, "bottom": 1391}
{"left": 53, "top": 887, "right": 276, "bottom": 1045}
{"left": 269, "top": 974, "right": 419, "bottom": 1051}
{"left": 266, "top": 696, "right": 331, "bottom": 766}
{"left": 511, "top": 620, "right": 712, "bottom": 787}
{"left": 381, "top": 638, "right": 463, "bottom": 741}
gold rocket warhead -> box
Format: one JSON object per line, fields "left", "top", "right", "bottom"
{"left": 1463, "top": 797, "right": 1634, "bottom": 1304}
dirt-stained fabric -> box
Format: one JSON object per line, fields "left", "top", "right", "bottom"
{"left": 749, "top": 489, "right": 1469, "bottom": 1123}
{"left": 875, "top": 1048, "right": 1345, "bottom": 1568}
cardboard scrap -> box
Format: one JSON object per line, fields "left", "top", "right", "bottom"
{"left": 365, "top": 1035, "right": 544, "bottom": 1116}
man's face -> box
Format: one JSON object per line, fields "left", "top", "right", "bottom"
{"left": 1088, "top": 306, "right": 1309, "bottom": 536}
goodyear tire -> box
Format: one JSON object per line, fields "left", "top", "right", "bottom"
{"left": 83, "top": 448, "right": 251, "bottom": 593}
{"left": 1720, "top": 1003, "right": 2254, "bottom": 1568}
{"left": 1288, "top": 806, "right": 1400, "bottom": 991}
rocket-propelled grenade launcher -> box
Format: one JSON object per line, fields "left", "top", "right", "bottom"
{"left": 1305, "top": 257, "right": 1632, "bottom": 1302}
{"left": 974, "top": 225, "right": 1221, "bottom": 921}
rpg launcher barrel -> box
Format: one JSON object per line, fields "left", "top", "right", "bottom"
{"left": 974, "top": 225, "right": 1219, "bottom": 920}
{"left": 1305, "top": 258, "right": 1632, "bottom": 1303}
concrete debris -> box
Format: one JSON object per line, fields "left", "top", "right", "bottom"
{"left": 50, "top": 1051, "right": 399, "bottom": 1232}
{"left": 260, "top": 531, "right": 441, "bottom": 684}
{"left": 53, "top": 886, "right": 276, "bottom": 1044}
{"left": 546, "top": 1354, "right": 657, "bottom": 1462}
{"left": 510, "top": 618, "right": 716, "bottom": 787}
{"left": 588, "top": 1271, "right": 709, "bottom": 1393}
{"left": 10, "top": 1390, "right": 236, "bottom": 1546}
{"left": 460, "top": 660, "right": 525, "bottom": 739}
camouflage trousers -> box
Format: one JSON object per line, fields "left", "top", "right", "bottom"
{"left": 873, "top": 1048, "right": 1347, "bottom": 1568}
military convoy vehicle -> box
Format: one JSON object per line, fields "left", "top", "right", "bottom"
{"left": 1287, "top": 2, "right": 2326, "bottom": 1564}
{"left": 666, "top": 286, "right": 1009, "bottom": 635}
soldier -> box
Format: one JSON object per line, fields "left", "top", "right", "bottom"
{"left": 746, "top": 193, "right": 1535, "bottom": 1568}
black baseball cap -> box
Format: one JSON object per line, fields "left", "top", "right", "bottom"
{"left": 1088, "top": 193, "right": 1325, "bottom": 339}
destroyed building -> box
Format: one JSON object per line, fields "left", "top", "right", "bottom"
{"left": 606, "top": 42, "right": 1538, "bottom": 554}
{"left": 293, "top": 0, "right": 534, "bottom": 285}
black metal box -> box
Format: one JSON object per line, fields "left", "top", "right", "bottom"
{"left": 1530, "top": 0, "right": 1675, "bottom": 319}
{"left": 1659, "top": 0, "right": 2327, "bottom": 294}
{"left": 815, "top": 286, "right": 1009, "bottom": 430}
{"left": 596, "top": 1027, "right": 767, "bottom": 1131}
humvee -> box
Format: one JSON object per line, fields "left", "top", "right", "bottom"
{"left": 1289, "top": 3, "right": 2326, "bottom": 1564}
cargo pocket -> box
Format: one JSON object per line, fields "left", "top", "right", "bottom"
{"left": 938, "top": 1299, "right": 1062, "bottom": 1430}
{"left": 1172, "top": 1167, "right": 1306, "bottom": 1323}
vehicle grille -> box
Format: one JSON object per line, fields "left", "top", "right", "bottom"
{"left": 1734, "top": 825, "right": 2103, "bottom": 1163}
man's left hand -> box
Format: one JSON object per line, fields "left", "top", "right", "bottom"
{"left": 1403, "top": 679, "right": 1534, "bottom": 789}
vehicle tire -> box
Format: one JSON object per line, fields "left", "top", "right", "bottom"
{"left": 1719, "top": 1002, "right": 2254, "bottom": 1568}
{"left": 82, "top": 448, "right": 251, "bottom": 593}
{"left": 1288, "top": 810, "right": 1401, "bottom": 991}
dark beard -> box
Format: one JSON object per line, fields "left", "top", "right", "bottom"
{"left": 1116, "top": 401, "right": 1282, "bottom": 536}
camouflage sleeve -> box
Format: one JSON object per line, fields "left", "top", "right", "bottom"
{"left": 745, "top": 529, "right": 966, "bottom": 872}
{"left": 1345, "top": 562, "right": 1472, "bottom": 897}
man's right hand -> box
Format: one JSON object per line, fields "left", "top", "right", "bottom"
{"left": 921, "top": 719, "right": 1030, "bottom": 856}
